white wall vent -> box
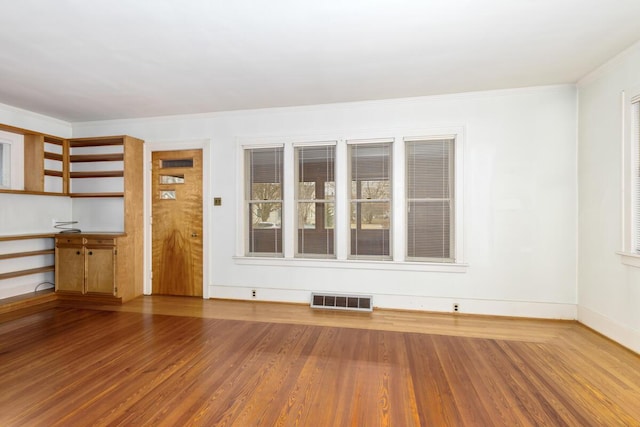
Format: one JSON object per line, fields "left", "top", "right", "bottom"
{"left": 311, "top": 293, "right": 373, "bottom": 312}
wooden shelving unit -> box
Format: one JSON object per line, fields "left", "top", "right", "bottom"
{"left": 67, "top": 136, "right": 129, "bottom": 198}
{"left": 0, "top": 249, "right": 55, "bottom": 260}
{"left": 0, "top": 234, "right": 55, "bottom": 281}
{"left": 64, "top": 135, "right": 144, "bottom": 302}
{"left": 22, "top": 133, "right": 68, "bottom": 194}
{"left": 0, "top": 122, "right": 144, "bottom": 306}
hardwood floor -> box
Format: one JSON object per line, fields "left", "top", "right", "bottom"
{"left": 1, "top": 297, "right": 639, "bottom": 426}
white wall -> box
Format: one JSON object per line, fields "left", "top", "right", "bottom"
{"left": 0, "top": 103, "right": 73, "bottom": 298}
{"left": 74, "top": 85, "right": 578, "bottom": 319}
{"left": 577, "top": 42, "right": 640, "bottom": 353}
{"left": 0, "top": 102, "right": 72, "bottom": 138}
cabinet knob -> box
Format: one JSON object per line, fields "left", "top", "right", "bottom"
{"left": 89, "top": 251, "right": 93, "bottom": 255}
{"left": 76, "top": 251, "right": 80, "bottom": 255}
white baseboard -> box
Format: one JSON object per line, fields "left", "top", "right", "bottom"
{"left": 209, "top": 285, "right": 577, "bottom": 320}
{"left": 578, "top": 306, "right": 640, "bottom": 354}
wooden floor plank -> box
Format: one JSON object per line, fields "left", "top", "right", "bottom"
{"left": 0, "top": 297, "right": 639, "bottom": 426}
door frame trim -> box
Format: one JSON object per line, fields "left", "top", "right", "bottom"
{"left": 144, "top": 139, "right": 211, "bottom": 298}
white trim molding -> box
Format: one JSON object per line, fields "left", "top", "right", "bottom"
{"left": 143, "top": 138, "right": 212, "bottom": 299}
{"left": 578, "top": 305, "right": 640, "bottom": 354}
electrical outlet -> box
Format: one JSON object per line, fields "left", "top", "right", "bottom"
{"left": 252, "top": 289, "right": 256, "bottom": 298}
{"left": 453, "top": 303, "right": 459, "bottom": 312}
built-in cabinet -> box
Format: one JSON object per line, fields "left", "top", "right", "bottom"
{"left": 0, "top": 123, "right": 144, "bottom": 304}
{"left": 55, "top": 235, "right": 118, "bottom": 297}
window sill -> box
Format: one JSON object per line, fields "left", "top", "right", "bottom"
{"left": 233, "top": 256, "right": 468, "bottom": 273}
{"left": 617, "top": 251, "right": 640, "bottom": 268}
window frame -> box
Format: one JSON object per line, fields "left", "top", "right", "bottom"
{"left": 347, "top": 139, "right": 393, "bottom": 261}
{"left": 294, "top": 142, "right": 337, "bottom": 259}
{"left": 236, "top": 129, "right": 466, "bottom": 272}
{"left": 620, "top": 89, "right": 640, "bottom": 267}
{"left": 244, "top": 145, "right": 285, "bottom": 257}
{"left": 405, "top": 136, "right": 456, "bottom": 263}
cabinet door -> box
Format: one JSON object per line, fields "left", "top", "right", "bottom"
{"left": 86, "top": 246, "right": 115, "bottom": 295}
{"left": 55, "top": 246, "right": 85, "bottom": 293}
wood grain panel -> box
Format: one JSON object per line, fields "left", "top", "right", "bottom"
{"left": 151, "top": 149, "right": 203, "bottom": 297}
{"left": 1, "top": 302, "right": 639, "bottom": 426}
{"left": 85, "top": 246, "right": 115, "bottom": 295}
{"left": 121, "top": 135, "right": 145, "bottom": 301}
{"left": 54, "top": 246, "right": 84, "bottom": 293}
{"left": 23, "top": 134, "right": 44, "bottom": 192}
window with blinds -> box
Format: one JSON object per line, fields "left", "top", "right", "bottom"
{"left": 632, "top": 98, "right": 640, "bottom": 253}
{"left": 0, "top": 141, "right": 8, "bottom": 188}
{"left": 349, "top": 141, "right": 392, "bottom": 259}
{"left": 295, "top": 145, "right": 336, "bottom": 257}
{"left": 406, "top": 138, "right": 455, "bottom": 262}
{"left": 246, "top": 147, "right": 283, "bottom": 256}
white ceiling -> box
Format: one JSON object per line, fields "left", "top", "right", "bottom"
{"left": 1, "top": 0, "right": 640, "bottom": 122}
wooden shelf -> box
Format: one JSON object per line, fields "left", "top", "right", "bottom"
{"left": 44, "top": 152, "right": 63, "bottom": 161}
{"left": 69, "top": 192, "right": 124, "bottom": 198}
{"left": 0, "top": 265, "right": 55, "bottom": 281}
{"left": 0, "top": 189, "right": 67, "bottom": 196}
{"left": 70, "top": 171, "right": 124, "bottom": 179}
{"left": 0, "top": 249, "right": 55, "bottom": 260}
{"left": 70, "top": 153, "right": 124, "bottom": 163}
{"left": 0, "top": 233, "right": 55, "bottom": 242}
{"left": 70, "top": 137, "right": 125, "bottom": 148}
{"left": 44, "top": 136, "right": 65, "bottom": 146}
{"left": 45, "top": 169, "right": 64, "bottom": 177}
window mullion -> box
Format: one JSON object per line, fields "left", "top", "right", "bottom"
{"left": 283, "top": 143, "right": 295, "bottom": 258}
{"left": 335, "top": 139, "right": 348, "bottom": 260}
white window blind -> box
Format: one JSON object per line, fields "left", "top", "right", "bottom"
{"left": 295, "top": 145, "right": 336, "bottom": 258}
{"left": 406, "top": 138, "right": 454, "bottom": 262}
{"left": 246, "top": 147, "right": 283, "bottom": 256}
{"left": 0, "top": 141, "right": 7, "bottom": 188}
{"left": 632, "top": 99, "right": 640, "bottom": 253}
{"left": 349, "top": 142, "right": 392, "bottom": 259}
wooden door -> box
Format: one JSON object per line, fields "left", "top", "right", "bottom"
{"left": 85, "top": 246, "right": 115, "bottom": 295}
{"left": 151, "top": 149, "right": 203, "bottom": 296}
{"left": 55, "top": 245, "right": 84, "bottom": 293}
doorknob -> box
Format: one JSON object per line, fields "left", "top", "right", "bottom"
{"left": 191, "top": 232, "right": 198, "bottom": 237}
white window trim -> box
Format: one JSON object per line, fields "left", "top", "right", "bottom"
{"left": 236, "top": 128, "right": 466, "bottom": 273}
{"left": 232, "top": 255, "right": 468, "bottom": 273}
{"left": 243, "top": 144, "right": 286, "bottom": 257}
{"left": 619, "top": 88, "right": 640, "bottom": 268}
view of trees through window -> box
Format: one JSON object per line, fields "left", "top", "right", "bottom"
{"left": 247, "top": 147, "right": 283, "bottom": 254}
{"left": 296, "top": 145, "right": 335, "bottom": 257}
{"left": 245, "top": 136, "right": 456, "bottom": 262}
{"left": 349, "top": 142, "right": 391, "bottom": 258}
{"left": 250, "top": 183, "right": 281, "bottom": 226}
